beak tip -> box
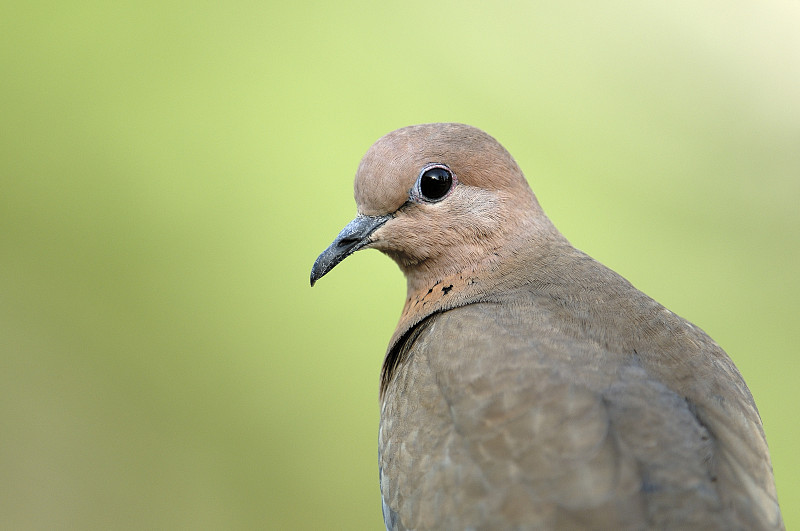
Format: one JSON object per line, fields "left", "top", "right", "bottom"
{"left": 309, "top": 214, "right": 390, "bottom": 289}
{"left": 310, "top": 254, "right": 328, "bottom": 287}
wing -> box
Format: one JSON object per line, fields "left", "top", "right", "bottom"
{"left": 379, "top": 301, "right": 782, "bottom": 530}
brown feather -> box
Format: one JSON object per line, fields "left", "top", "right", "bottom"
{"left": 316, "top": 123, "right": 783, "bottom": 530}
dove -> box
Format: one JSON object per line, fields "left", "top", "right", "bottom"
{"left": 310, "top": 123, "right": 783, "bottom": 530}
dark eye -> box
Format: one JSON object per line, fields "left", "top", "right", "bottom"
{"left": 418, "top": 165, "right": 453, "bottom": 202}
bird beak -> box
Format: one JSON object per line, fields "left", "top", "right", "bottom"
{"left": 310, "top": 214, "right": 391, "bottom": 286}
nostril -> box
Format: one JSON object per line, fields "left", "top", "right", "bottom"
{"left": 337, "top": 237, "right": 359, "bottom": 247}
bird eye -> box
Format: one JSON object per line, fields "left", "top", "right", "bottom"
{"left": 417, "top": 165, "right": 454, "bottom": 202}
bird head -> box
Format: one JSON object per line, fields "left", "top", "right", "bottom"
{"left": 310, "top": 123, "right": 561, "bottom": 295}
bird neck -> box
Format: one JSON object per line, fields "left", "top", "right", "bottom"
{"left": 389, "top": 221, "right": 568, "bottom": 355}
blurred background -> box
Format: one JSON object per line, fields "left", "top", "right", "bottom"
{"left": 2, "top": 1, "right": 798, "bottom": 529}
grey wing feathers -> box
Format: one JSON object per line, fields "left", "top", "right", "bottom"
{"left": 379, "top": 303, "right": 781, "bottom": 529}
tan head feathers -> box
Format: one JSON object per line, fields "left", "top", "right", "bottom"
{"left": 353, "top": 123, "right": 531, "bottom": 216}
{"left": 311, "top": 122, "right": 565, "bottom": 346}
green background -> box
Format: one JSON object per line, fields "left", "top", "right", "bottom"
{"left": 2, "top": 1, "right": 798, "bottom": 529}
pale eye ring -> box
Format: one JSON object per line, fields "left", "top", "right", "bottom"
{"left": 414, "top": 164, "right": 456, "bottom": 203}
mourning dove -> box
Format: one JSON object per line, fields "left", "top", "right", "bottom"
{"left": 310, "top": 123, "right": 783, "bottom": 530}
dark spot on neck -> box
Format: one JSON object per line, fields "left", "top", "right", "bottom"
{"left": 441, "top": 285, "right": 453, "bottom": 295}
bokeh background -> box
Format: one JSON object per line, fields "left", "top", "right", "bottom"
{"left": 2, "top": 1, "right": 798, "bottom": 529}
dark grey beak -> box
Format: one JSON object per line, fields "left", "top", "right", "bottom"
{"left": 310, "top": 214, "right": 391, "bottom": 286}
